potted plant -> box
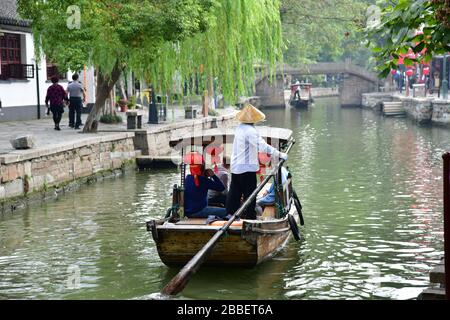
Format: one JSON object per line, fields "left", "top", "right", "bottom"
{"left": 127, "top": 95, "right": 137, "bottom": 110}
{"left": 119, "top": 98, "right": 128, "bottom": 112}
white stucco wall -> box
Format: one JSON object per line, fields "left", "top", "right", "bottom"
{"left": 0, "top": 29, "right": 96, "bottom": 109}
{"left": 0, "top": 30, "right": 48, "bottom": 108}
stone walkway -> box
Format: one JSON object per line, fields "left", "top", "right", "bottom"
{"left": 0, "top": 106, "right": 237, "bottom": 157}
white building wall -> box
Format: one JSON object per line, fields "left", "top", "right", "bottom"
{"left": 0, "top": 28, "right": 97, "bottom": 121}
{"left": 0, "top": 30, "right": 48, "bottom": 109}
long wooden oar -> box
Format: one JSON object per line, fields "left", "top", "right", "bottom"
{"left": 161, "top": 140, "right": 295, "bottom": 296}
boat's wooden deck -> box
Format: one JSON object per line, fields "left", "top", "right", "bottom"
{"left": 174, "top": 182, "right": 276, "bottom": 227}
{"left": 175, "top": 205, "right": 276, "bottom": 227}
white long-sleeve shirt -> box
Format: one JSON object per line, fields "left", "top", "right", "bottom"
{"left": 230, "top": 124, "right": 281, "bottom": 174}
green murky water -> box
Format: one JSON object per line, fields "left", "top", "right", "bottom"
{"left": 0, "top": 97, "right": 447, "bottom": 299}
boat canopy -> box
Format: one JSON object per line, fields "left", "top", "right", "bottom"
{"left": 169, "top": 126, "right": 293, "bottom": 149}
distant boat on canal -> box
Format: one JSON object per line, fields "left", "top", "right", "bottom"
{"left": 288, "top": 82, "right": 313, "bottom": 109}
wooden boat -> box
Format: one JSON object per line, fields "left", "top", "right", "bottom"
{"left": 289, "top": 83, "right": 313, "bottom": 109}
{"left": 146, "top": 126, "right": 304, "bottom": 267}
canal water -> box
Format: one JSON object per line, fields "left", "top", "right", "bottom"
{"left": 0, "top": 97, "right": 448, "bottom": 300}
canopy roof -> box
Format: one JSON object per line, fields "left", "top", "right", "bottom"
{"left": 169, "top": 126, "right": 293, "bottom": 149}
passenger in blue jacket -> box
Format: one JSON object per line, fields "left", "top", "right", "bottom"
{"left": 184, "top": 155, "right": 227, "bottom": 218}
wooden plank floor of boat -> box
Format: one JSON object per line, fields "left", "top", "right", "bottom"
{"left": 174, "top": 205, "right": 276, "bottom": 226}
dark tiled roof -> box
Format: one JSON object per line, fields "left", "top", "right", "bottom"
{"left": 0, "top": 0, "right": 31, "bottom": 27}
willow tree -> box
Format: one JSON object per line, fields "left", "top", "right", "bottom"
{"left": 147, "top": 0, "right": 283, "bottom": 105}
{"left": 18, "top": 0, "right": 214, "bottom": 132}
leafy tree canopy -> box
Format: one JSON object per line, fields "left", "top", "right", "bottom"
{"left": 367, "top": 0, "right": 450, "bottom": 77}
{"left": 18, "top": 0, "right": 214, "bottom": 76}
{"left": 149, "top": 0, "right": 283, "bottom": 103}
{"left": 280, "top": 0, "right": 375, "bottom": 68}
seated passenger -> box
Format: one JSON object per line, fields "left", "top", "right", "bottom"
{"left": 184, "top": 153, "right": 227, "bottom": 218}
{"left": 207, "top": 157, "right": 230, "bottom": 207}
{"left": 255, "top": 166, "right": 288, "bottom": 216}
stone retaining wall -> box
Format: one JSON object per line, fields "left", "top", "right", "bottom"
{"left": 134, "top": 113, "right": 237, "bottom": 157}
{"left": 0, "top": 133, "right": 137, "bottom": 212}
{"left": 362, "top": 93, "right": 450, "bottom": 126}
{"left": 432, "top": 100, "right": 450, "bottom": 126}
{"left": 311, "top": 87, "right": 339, "bottom": 98}
{"left": 362, "top": 92, "right": 394, "bottom": 109}
{"left": 396, "top": 96, "right": 433, "bottom": 124}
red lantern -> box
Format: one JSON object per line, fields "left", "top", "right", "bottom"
{"left": 258, "top": 152, "right": 271, "bottom": 165}
{"left": 256, "top": 153, "right": 271, "bottom": 182}
{"left": 391, "top": 69, "right": 397, "bottom": 75}
{"left": 423, "top": 67, "right": 430, "bottom": 76}
{"left": 406, "top": 69, "right": 414, "bottom": 77}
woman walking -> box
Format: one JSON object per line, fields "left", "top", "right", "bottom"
{"left": 45, "top": 76, "right": 67, "bottom": 130}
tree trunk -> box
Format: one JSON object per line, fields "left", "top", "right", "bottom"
{"left": 83, "top": 63, "right": 122, "bottom": 133}
{"left": 207, "top": 74, "right": 215, "bottom": 110}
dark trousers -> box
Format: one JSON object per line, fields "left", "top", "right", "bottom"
{"left": 69, "top": 97, "right": 83, "bottom": 127}
{"left": 208, "top": 194, "right": 227, "bottom": 207}
{"left": 226, "top": 172, "right": 257, "bottom": 219}
{"left": 50, "top": 104, "right": 64, "bottom": 127}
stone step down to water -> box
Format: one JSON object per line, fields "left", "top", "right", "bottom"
{"left": 382, "top": 102, "right": 406, "bottom": 117}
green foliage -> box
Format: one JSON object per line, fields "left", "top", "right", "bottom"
{"left": 280, "top": 0, "right": 374, "bottom": 68}
{"left": 148, "top": 0, "right": 283, "bottom": 104}
{"left": 99, "top": 114, "right": 123, "bottom": 124}
{"left": 17, "top": 0, "right": 215, "bottom": 75}
{"left": 366, "top": 0, "right": 450, "bottom": 77}
{"left": 208, "top": 108, "right": 219, "bottom": 116}
{"left": 127, "top": 95, "right": 137, "bottom": 109}
{"left": 18, "top": 0, "right": 283, "bottom": 106}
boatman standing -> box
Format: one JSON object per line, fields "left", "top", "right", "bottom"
{"left": 226, "top": 104, "right": 288, "bottom": 220}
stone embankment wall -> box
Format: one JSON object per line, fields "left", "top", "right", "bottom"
{"left": 311, "top": 87, "right": 339, "bottom": 98}
{"left": 0, "top": 133, "right": 137, "bottom": 213}
{"left": 362, "top": 93, "right": 450, "bottom": 125}
{"left": 0, "top": 113, "right": 238, "bottom": 211}
{"left": 134, "top": 113, "right": 237, "bottom": 157}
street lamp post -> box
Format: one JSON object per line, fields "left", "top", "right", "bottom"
{"left": 34, "top": 60, "right": 41, "bottom": 119}
{"left": 148, "top": 86, "right": 158, "bottom": 124}
{"left": 442, "top": 54, "right": 448, "bottom": 100}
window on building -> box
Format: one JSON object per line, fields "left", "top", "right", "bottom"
{"left": 0, "top": 32, "right": 33, "bottom": 80}
{"left": 46, "top": 63, "right": 67, "bottom": 81}
{"left": 0, "top": 33, "right": 21, "bottom": 79}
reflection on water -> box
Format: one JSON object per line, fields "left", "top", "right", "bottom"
{"left": 0, "top": 98, "right": 447, "bottom": 299}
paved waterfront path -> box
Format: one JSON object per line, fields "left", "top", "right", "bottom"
{"left": 0, "top": 107, "right": 237, "bottom": 157}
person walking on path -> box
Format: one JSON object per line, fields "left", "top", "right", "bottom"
{"left": 225, "top": 104, "right": 288, "bottom": 220}
{"left": 66, "top": 73, "right": 86, "bottom": 129}
{"left": 45, "top": 76, "right": 67, "bottom": 131}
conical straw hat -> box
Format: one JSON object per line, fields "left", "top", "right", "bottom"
{"left": 236, "top": 103, "right": 266, "bottom": 123}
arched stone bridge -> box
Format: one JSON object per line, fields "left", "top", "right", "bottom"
{"left": 255, "top": 62, "right": 380, "bottom": 107}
